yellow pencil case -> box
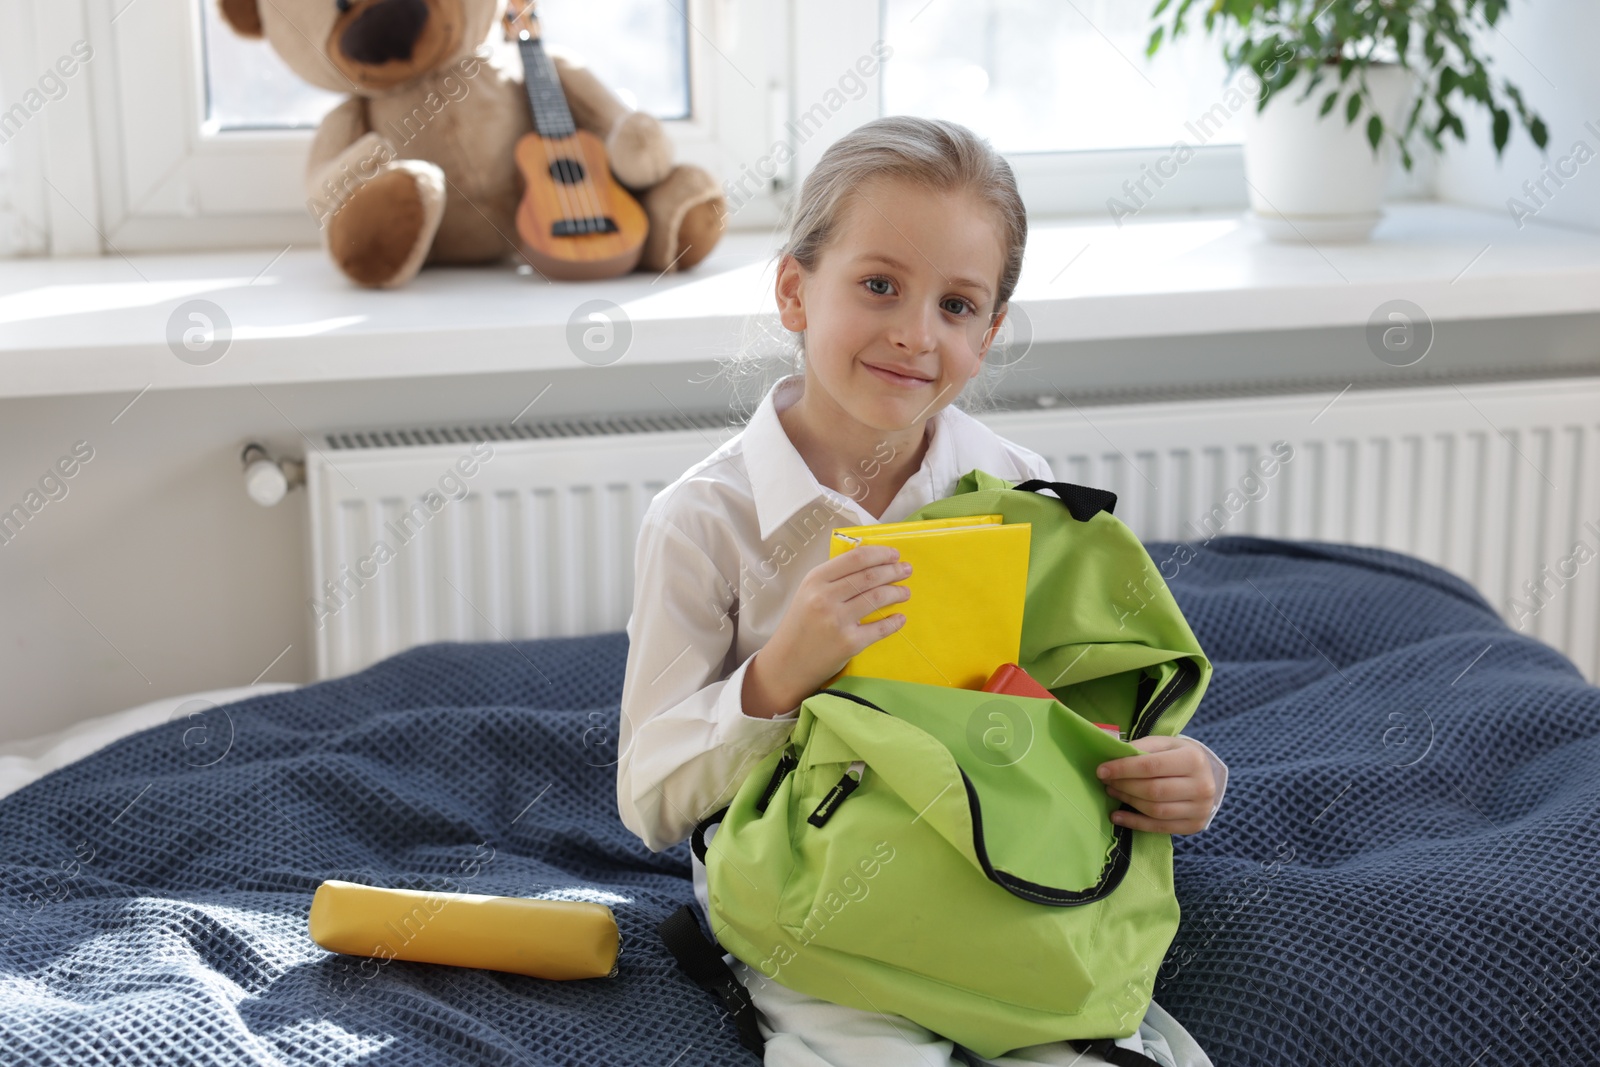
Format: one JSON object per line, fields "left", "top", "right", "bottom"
{"left": 308, "top": 879, "right": 620, "bottom": 980}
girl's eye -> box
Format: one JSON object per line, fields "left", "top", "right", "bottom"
{"left": 863, "top": 277, "right": 975, "bottom": 316}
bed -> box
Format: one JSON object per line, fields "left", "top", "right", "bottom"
{"left": 1, "top": 534, "right": 1595, "bottom": 1065}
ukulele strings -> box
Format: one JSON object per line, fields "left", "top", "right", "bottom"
{"left": 527, "top": 69, "right": 584, "bottom": 233}
{"left": 524, "top": 39, "right": 608, "bottom": 238}
{"left": 537, "top": 131, "right": 606, "bottom": 237}
{"left": 530, "top": 132, "right": 580, "bottom": 235}
{"left": 565, "top": 132, "right": 609, "bottom": 233}
{"left": 524, "top": 30, "right": 604, "bottom": 235}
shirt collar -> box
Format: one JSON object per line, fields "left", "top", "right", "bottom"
{"left": 742, "top": 372, "right": 957, "bottom": 542}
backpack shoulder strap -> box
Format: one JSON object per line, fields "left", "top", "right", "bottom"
{"left": 1010, "top": 479, "right": 1118, "bottom": 521}
{"left": 657, "top": 904, "right": 767, "bottom": 1055}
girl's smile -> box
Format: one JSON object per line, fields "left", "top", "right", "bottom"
{"left": 863, "top": 361, "right": 937, "bottom": 388}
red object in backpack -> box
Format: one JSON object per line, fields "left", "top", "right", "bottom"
{"left": 982, "top": 663, "right": 1123, "bottom": 740}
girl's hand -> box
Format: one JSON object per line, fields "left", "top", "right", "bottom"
{"left": 1096, "top": 736, "right": 1221, "bottom": 835}
{"left": 741, "top": 545, "right": 912, "bottom": 718}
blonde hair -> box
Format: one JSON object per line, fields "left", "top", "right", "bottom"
{"left": 715, "top": 116, "right": 1028, "bottom": 419}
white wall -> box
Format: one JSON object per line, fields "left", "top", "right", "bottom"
{"left": 0, "top": 363, "right": 733, "bottom": 745}
{"left": 1434, "top": 0, "right": 1600, "bottom": 233}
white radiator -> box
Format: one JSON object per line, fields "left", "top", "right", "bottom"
{"left": 306, "top": 375, "right": 1600, "bottom": 684}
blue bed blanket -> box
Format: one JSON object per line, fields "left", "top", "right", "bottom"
{"left": 0, "top": 535, "right": 1596, "bottom": 1065}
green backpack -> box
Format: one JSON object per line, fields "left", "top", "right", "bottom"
{"left": 657, "top": 472, "right": 1213, "bottom": 1061}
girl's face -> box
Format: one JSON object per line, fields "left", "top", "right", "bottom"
{"left": 775, "top": 177, "right": 1008, "bottom": 434}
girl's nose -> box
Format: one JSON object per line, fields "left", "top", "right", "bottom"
{"left": 888, "top": 300, "right": 938, "bottom": 356}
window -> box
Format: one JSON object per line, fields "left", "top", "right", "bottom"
{"left": 533, "top": 3, "right": 691, "bottom": 121}
{"left": 13, "top": 0, "right": 1414, "bottom": 257}
{"left": 197, "top": 1, "right": 343, "bottom": 132}
{"left": 196, "top": 0, "right": 691, "bottom": 132}
{"left": 793, "top": 0, "right": 1258, "bottom": 217}
{"left": 9, "top": 0, "right": 779, "bottom": 256}
{"left": 881, "top": 0, "right": 1241, "bottom": 155}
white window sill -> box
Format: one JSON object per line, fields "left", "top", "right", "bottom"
{"left": 2, "top": 200, "right": 1599, "bottom": 402}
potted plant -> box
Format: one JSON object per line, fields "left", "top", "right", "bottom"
{"left": 1146, "top": 0, "right": 1550, "bottom": 242}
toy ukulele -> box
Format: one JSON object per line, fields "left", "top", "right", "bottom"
{"left": 504, "top": 2, "right": 649, "bottom": 280}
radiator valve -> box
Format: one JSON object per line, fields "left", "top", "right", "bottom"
{"left": 242, "top": 443, "right": 305, "bottom": 507}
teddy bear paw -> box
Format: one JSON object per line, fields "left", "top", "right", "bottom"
{"left": 324, "top": 160, "right": 447, "bottom": 289}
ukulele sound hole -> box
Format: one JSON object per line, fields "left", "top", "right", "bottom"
{"left": 548, "top": 158, "right": 587, "bottom": 184}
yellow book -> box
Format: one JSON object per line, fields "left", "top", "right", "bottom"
{"left": 826, "top": 514, "right": 1031, "bottom": 690}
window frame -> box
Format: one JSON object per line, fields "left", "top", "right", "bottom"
{"left": 20, "top": 0, "right": 786, "bottom": 256}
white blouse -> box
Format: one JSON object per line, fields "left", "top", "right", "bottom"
{"left": 616, "top": 372, "right": 1228, "bottom": 921}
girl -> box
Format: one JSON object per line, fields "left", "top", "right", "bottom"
{"left": 618, "top": 116, "right": 1227, "bottom": 1067}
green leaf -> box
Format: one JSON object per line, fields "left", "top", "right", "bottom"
{"left": 1240, "top": 39, "right": 1267, "bottom": 76}
{"left": 1152, "top": 0, "right": 1174, "bottom": 16}
{"left": 1346, "top": 91, "right": 1362, "bottom": 125}
{"left": 1146, "top": 25, "right": 1165, "bottom": 58}
{"left": 1531, "top": 117, "right": 1549, "bottom": 148}
{"left": 1320, "top": 89, "right": 1340, "bottom": 117}
{"left": 1463, "top": 67, "right": 1490, "bottom": 104}
{"left": 1423, "top": 31, "right": 1443, "bottom": 66}
{"left": 1403, "top": 94, "right": 1426, "bottom": 138}
{"left": 1491, "top": 108, "right": 1510, "bottom": 154}
{"left": 1367, "top": 114, "right": 1384, "bottom": 153}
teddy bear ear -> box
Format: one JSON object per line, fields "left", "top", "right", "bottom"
{"left": 217, "top": 0, "right": 264, "bottom": 38}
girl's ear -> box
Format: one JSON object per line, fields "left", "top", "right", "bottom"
{"left": 218, "top": 0, "right": 264, "bottom": 38}
{"left": 774, "top": 254, "right": 806, "bottom": 332}
{"left": 974, "top": 305, "right": 1007, "bottom": 368}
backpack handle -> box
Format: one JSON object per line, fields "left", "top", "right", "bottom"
{"left": 1011, "top": 479, "right": 1117, "bottom": 521}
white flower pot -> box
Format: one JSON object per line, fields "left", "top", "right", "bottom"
{"left": 1238, "top": 61, "right": 1417, "bottom": 242}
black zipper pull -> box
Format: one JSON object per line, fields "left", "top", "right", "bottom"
{"left": 807, "top": 760, "right": 866, "bottom": 827}
{"left": 754, "top": 748, "right": 798, "bottom": 814}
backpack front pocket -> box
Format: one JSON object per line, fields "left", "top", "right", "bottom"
{"left": 764, "top": 692, "right": 1099, "bottom": 1013}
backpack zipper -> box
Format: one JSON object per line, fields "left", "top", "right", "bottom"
{"left": 806, "top": 760, "right": 865, "bottom": 827}
{"left": 1129, "top": 658, "right": 1200, "bottom": 741}
{"left": 754, "top": 746, "right": 798, "bottom": 814}
{"left": 801, "top": 662, "right": 1200, "bottom": 832}
{"left": 800, "top": 687, "right": 886, "bottom": 828}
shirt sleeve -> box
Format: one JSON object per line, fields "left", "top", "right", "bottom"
{"left": 616, "top": 514, "right": 800, "bottom": 853}
{"left": 1184, "top": 737, "right": 1230, "bottom": 830}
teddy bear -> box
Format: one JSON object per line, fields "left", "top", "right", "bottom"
{"left": 217, "top": 0, "right": 727, "bottom": 288}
